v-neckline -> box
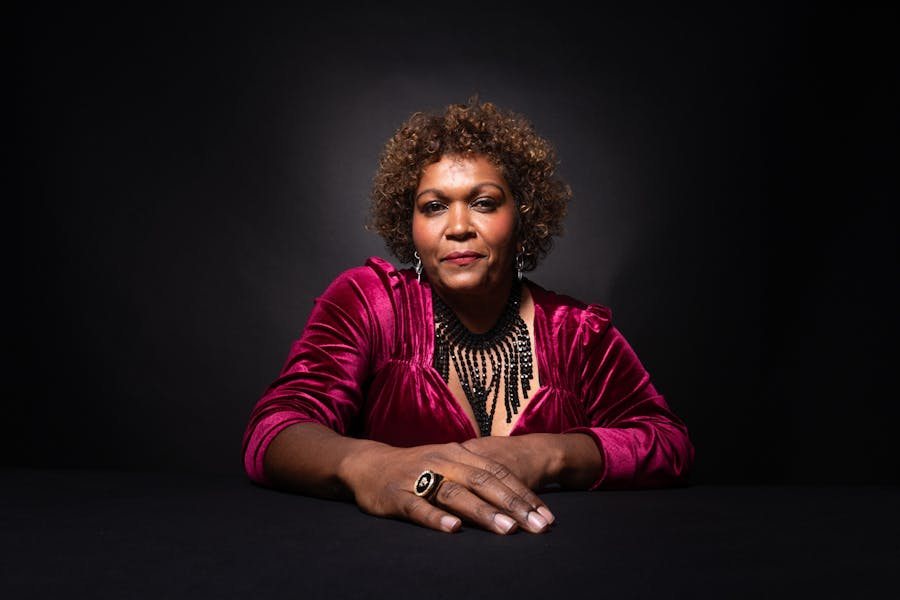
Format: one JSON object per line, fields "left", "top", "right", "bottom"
{"left": 424, "top": 279, "right": 546, "bottom": 437}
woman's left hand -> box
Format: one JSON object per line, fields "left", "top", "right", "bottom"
{"left": 461, "top": 432, "right": 603, "bottom": 491}
{"left": 460, "top": 433, "right": 561, "bottom": 490}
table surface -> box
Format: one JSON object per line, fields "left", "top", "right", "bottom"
{"left": 2, "top": 468, "right": 898, "bottom": 599}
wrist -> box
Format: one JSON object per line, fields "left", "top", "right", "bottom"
{"left": 337, "top": 439, "right": 394, "bottom": 499}
{"left": 557, "top": 432, "right": 604, "bottom": 489}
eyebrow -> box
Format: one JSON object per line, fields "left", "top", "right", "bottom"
{"left": 415, "top": 182, "right": 507, "bottom": 202}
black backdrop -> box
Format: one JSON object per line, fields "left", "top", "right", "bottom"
{"left": 9, "top": 2, "right": 898, "bottom": 484}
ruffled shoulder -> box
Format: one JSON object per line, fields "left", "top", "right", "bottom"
{"left": 527, "top": 280, "right": 613, "bottom": 389}
{"left": 527, "top": 280, "right": 612, "bottom": 335}
{"left": 361, "top": 255, "right": 419, "bottom": 288}
{"left": 363, "top": 255, "right": 401, "bottom": 276}
{"left": 320, "top": 256, "right": 412, "bottom": 293}
{"left": 349, "top": 256, "right": 431, "bottom": 364}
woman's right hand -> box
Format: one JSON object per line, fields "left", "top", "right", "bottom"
{"left": 341, "top": 440, "right": 555, "bottom": 535}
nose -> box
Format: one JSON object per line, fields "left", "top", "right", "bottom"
{"left": 445, "top": 203, "right": 474, "bottom": 239}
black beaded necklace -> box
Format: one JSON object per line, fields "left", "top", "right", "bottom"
{"left": 432, "top": 279, "right": 533, "bottom": 437}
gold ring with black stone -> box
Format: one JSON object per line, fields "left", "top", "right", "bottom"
{"left": 413, "top": 470, "right": 445, "bottom": 501}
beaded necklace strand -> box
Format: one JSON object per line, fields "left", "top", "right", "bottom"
{"left": 432, "top": 279, "right": 533, "bottom": 436}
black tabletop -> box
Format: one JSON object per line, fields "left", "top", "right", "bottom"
{"left": 3, "top": 468, "right": 898, "bottom": 599}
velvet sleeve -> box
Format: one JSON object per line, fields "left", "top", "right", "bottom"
{"left": 564, "top": 307, "right": 695, "bottom": 489}
{"left": 241, "top": 265, "right": 387, "bottom": 485}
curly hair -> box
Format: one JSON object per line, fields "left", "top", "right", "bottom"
{"left": 366, "top": 97, "right": 572, "bottom": 272}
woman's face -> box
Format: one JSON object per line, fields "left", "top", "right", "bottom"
{"left": 412, "top": 154, "right": 518, "bottom": 301}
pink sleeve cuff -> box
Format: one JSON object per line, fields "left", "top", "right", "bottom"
{"left": 564, "top": 426, "right": 639, "bottom": 490}
{"left": 243, "top": 413, "right": 320, "bottom": 486}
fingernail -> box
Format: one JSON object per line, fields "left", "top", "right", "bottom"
{"left": 440, "top": 515, "right": 461, "bottom": 532}
{"left": 494, "top": 513, "right": 517, "bottom": 533}
{"left": 527, "top": 511, "right": 549, "bottom": 531}
{"left": 536, "top": 506, "right": 555, "bottom": 524}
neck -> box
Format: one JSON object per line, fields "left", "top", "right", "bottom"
{"left": 434, "top": 277, "right": 516, "bottom": 334}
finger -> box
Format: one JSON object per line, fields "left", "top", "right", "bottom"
{"left": 401, "top": 495, "right": 462, "bottom": 534}
{"left": 477, "top": 459, "right": 556, "bottom": 526}
{"left": 431, "top": 479, "right": 521, "bottom": 535}
{"left": 434, "top": 470, "right": 550, "bottom": 534}
{"left": 463, "top": 467, "right": 552, "bottom": 533}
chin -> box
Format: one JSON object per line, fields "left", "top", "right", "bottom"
{"left": 433, "top": 271, "right": 503, "bottom": 296}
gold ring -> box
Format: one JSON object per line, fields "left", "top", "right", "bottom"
{"left": 413, "top": 470, "right": 445, "bottom": 501}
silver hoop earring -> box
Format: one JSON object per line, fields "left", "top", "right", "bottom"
{"left": 515, "top": 249, "right": 526, "bottom": 282}
{"left": 414, "top": 251, "right": 423, "bottom": 284}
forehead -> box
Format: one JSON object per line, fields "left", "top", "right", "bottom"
{"left": 418, "top": 154, "right": 507, "bottom": 189}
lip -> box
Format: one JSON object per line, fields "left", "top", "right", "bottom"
{"left": 441, "top": 251, "right": 484, "bottom": 265}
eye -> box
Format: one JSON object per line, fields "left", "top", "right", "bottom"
{"left": 471, "top": 196, "right": 499, "bottom": 211}
{"left": 420, "top": 200, "right": 446, "bottom": 215}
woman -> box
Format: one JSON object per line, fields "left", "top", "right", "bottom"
{"left": 242, "top": 98, "right": 694, "bottom": 535}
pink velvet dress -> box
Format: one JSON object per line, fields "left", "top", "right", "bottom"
{"left": 243, "top": 256, "right": 694, "bottom": 489}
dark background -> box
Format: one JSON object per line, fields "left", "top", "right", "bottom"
{"left": 9, "top": 2, "right": 898, "bottom": 484}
